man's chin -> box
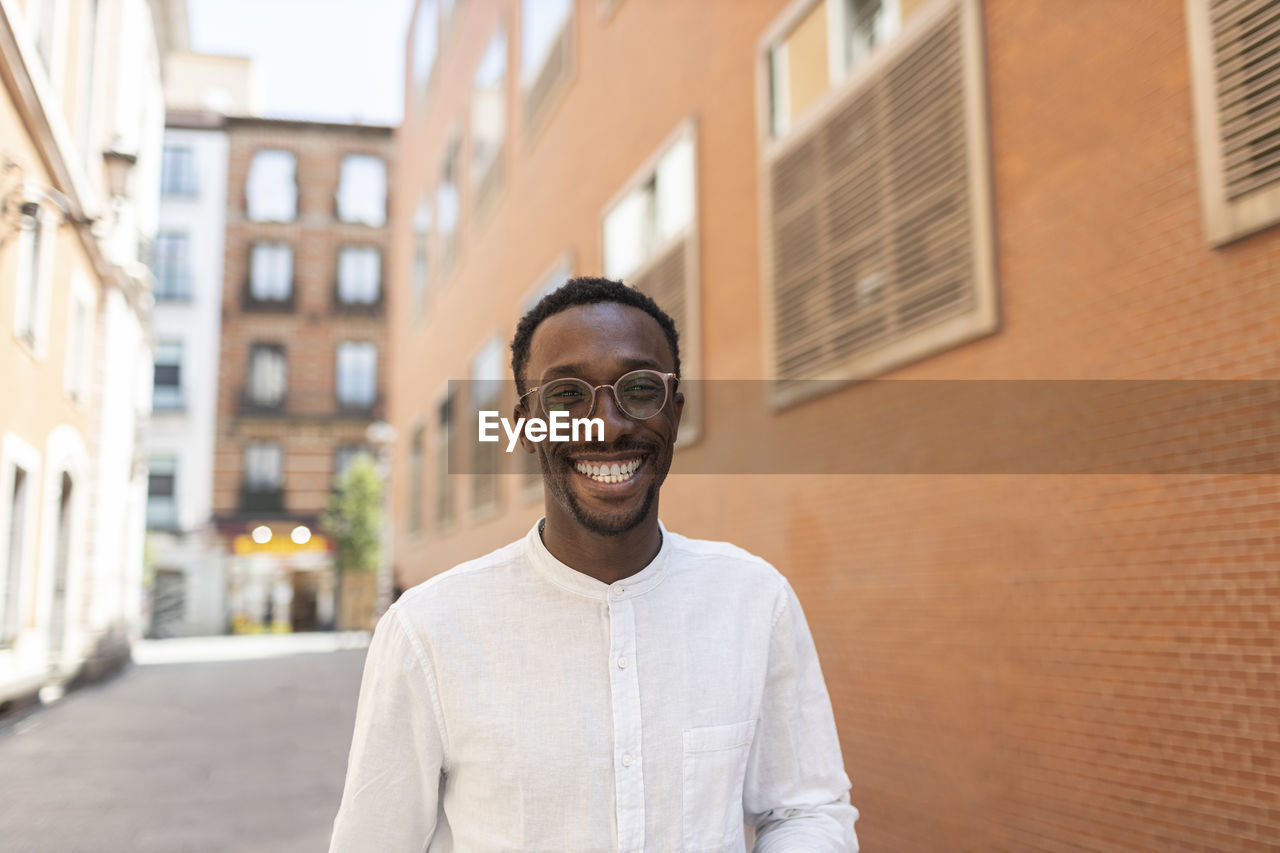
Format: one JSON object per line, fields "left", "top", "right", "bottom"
{"left": 563, "top": 484, "right": 657, "bottom": 537}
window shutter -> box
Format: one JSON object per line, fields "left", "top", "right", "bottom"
{"left": 1209, "top": 0, "right": 1280, "bottom": 201}
{"left": 764, "top": 0, "right": 996, "bottom": 392}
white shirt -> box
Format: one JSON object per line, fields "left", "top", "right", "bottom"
{"left": 330, "top": 521, "right": 858, "bottom": 852}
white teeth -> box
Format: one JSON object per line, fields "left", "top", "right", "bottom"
{"left": 574, "top": 458, "right": 642, "bottom": 483}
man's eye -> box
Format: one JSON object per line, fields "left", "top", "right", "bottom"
{"left": 622, "top": 381, "right": 662, "bottom": 395}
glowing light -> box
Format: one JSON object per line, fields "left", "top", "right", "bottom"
{"left": 251, "top": 525, "right": 272, "bottom": 544}
{"left": 291, "top": 525, "right": 312, "bottom": 545}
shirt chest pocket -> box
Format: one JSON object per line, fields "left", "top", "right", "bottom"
{"left": 681, "top": 719, "right": 758, "bottom": 852}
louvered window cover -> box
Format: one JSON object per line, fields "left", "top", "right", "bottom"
{"left": 630, "top": 237, "right": 700, "bottom": 444}
{"left": 764, "top": 1, "right": 995, "bottom": 387}
{"left": 1210, "top": 0, "right": 1280, "bottom": 201}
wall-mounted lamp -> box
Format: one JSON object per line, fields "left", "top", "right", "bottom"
{"left": 101, "top": 145, "right": 137, "bottom": 201}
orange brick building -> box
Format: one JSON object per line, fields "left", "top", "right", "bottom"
{"left": 389, "top": 0, "right": 1280, "bottom": 848}
{"left": 213, "top": 117, "right": 392, "bottom": 632}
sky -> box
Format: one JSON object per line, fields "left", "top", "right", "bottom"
{"left": 186, "top": 0, "right": 415, "bottom": 126}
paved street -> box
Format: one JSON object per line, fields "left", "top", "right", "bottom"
{"left": 0, "top": 633, "right": 370, "bottom": 853}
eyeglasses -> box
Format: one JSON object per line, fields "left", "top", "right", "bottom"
{"left": 520, "top": 369, "right": 678, "bottom": 421}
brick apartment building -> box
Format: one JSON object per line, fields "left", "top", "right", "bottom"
{"left": 389, "top": 0, "right": 1280, "bottom": 849}
{"left": 212, "top": 116, "right": 392, "bottom": 633}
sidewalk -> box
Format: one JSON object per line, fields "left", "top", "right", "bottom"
{"left": 0, "top": 633, "right": 370, "bottom": 852}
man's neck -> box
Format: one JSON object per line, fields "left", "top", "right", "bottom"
{"left": 539, "top": 513, "right": 663, "bottom": 586}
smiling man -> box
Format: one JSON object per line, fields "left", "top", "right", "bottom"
{"left": 330, "top": 278, "right": 858, "bottom": 852}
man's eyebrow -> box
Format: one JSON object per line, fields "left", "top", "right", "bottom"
{"left": 538, "top": 357, "right": 665, "bottom": 382}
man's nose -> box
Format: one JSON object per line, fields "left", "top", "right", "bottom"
{"left": 593, "top": 386, "right": 634, "bottom": 443}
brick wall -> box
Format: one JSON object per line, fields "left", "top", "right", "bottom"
{"left": 389, "top": 1, "right": 1280, "bottom": 848}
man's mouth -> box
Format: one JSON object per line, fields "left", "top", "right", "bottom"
{"left": 572, "top": 456, "right": 644, "bottom": 485}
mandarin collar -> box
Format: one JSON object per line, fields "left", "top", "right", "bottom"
{"left": 524, "top": 518, "right": 672, "bottom": 600}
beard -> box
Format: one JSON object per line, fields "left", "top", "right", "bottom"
{"left": 540, "top": 438, "right": 671, "bottom": 537}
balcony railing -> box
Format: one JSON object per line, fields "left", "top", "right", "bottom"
{"left": 241, "top": 280, "right": 296, "bottom": 313}
{"left": 238, "top": 486, "right": 284, "bottom": 514}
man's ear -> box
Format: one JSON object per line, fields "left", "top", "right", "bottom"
{"left": 670, "top": 388, "right": 685, "bottom": 437}
{"left": 513, "top": 402, "right": 536, "bottom": 454}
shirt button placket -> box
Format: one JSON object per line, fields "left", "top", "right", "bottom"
{"left": 607, "top": 589, "right": 644, "bottom": 853}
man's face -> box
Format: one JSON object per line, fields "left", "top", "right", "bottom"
{"left": 517, "top": 302, "right": 683, "bottom": 537}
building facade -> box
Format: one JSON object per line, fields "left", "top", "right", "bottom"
{"left": 389, "top": 0, "right": 1280, "bottom": 849}
{"left": 212, "top": 117, "right": 392, "bottom": 634}
{"left": 0, "top": 0, "right": 168, "bottom": 705}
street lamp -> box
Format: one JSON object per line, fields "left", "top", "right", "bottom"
{"left": 365, "top": 420, "right": 396, "bottom": 621}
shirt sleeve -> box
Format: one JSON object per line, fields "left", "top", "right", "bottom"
{"left": 744, "top": 580, "right": 860, "bottom": 853}
{"left": 330, "top": 604, "right": 447, "bottom": 853}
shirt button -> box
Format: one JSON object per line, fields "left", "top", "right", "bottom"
{"left": 621, "top": 754, "right": 633, "bottom": 767}
{"left": 612, "top": 587, "right": 624, "bottom": 596}
{"left": 617, "top": 656, "right": 627, "bottom": 669}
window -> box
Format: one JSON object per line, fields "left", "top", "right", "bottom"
{"left": 246, "top": 150, "right": 297, "bottom": 221}
{"left": 1187, "top": 0, "right": 1280, "bottom": 244}
{"left": 334, "top": 444, "right": 370, "bottom": 483}
{"left": 603, "top": 129, "right": 695, "bottom": 281}
{"left": 412, "top": 0, "right": 440, "bottom": 90}
{"left": 472, "top": 29, "right": 508, "bottom": 214}
{"left": 30, "top": 0, "right": 61, "bottom": 80}
{"left": 768, "top": 0, "right": 901, "bottom": 138}
{"left": 337, "top": 246, "right": 381, "bottom": 306}
{"left": 336, "top": 342, "right": 378, "bottom": 410}
{"left": 408, "top": 425, "right": 425, "bottom": 533}
{"left": 153, "top": 231, "right": 191, "bottom": 300}
{"left": 242, "top": 443, "right": 284, "bottom": 512}
{"left": 437, "top": 135, "right": 461, "bottom": 274}
{"left": 63, "top": 276, "right": 92, "bottom": 402}
{"left": 521, "top": 0, "right": 573, "bottom": 130}
{"left": 336, "top": 155, "right": 387, "bottom": 226}
{"left": 1, "top": 463, "right": 30, "bottom": 647}
{"left": 161, "top": 145, "right": 197, "bottom": 196}
{"left": 146, "top": 457, "right": 178, "bottom": 529}
{"left": 760, "top": 0, "right": 996, "bottom": 404}
{"left": 412, "top": 197, "right": 432, "bottom": 320}
{"left": 434, "top": 392, "right": 455, "bottom": 527}
{"left": 153, "top": 340, "right": 184, "bottom": 410}
{"left": 470, "top": 338, "right": 504, "bottom": 513}
{"left": 13, "top": 197, "right": 53, "bottom": 353}
{"left": 601, "top": 123, "right": 699, "bottom": 442}
{"left": 248, "top": 242, "right": 293, "bottom": 304}
{"left": 246, "top": 344, "right": 287, "bottom": 409}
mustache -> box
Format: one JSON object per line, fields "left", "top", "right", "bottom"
{"left": 553, "top": 438, "right": 658, "bottom": 457}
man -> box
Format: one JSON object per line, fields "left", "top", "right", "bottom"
{"left": 330, "top": 278, "right": 858, "bottom": 852}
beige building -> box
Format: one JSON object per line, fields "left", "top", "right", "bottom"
{"left": 389, "top": 0, "right": 1280, "bottom": 848}
{"left": 0, "top": 0, "right": 171, "bottom": 706}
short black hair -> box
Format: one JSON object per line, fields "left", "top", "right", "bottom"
{"left": 510, "top": 276, "right": 681, "bottom": 394}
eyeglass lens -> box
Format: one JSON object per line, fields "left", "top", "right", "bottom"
{"left": 540, "top": 369, "right": 668, "bottom": 420}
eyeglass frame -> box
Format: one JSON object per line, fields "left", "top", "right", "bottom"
{"left": 518, "top": 369, "right": 679, "bottom": 421}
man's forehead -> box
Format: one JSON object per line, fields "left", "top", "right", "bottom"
{"left": 527, "top": 302, "right": 673, "bottom": 376}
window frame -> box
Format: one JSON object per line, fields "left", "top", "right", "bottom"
{"left": 245, "top": 149, "right": 298, "bottom": 223}
{"left": 335, "top": 341, "right": 379, "bottom": 412}
{"left": 335, "top": 153, "right": 388, "bottom": 226}
{"left": 152, "top": 230, "right": 192, "bottom": 301}
{"left": 0, "top": 434, "right": 41, "bottom": 649}
{"left": 245, "top": 241, "right": 295, "bottom": 310}
{"left": 335, "top": 245, "right": 384, "bottom": 310}
{"left": 245, "top": 343, "right": 288, "bottom": 411}
{"left": 152, "top": 338, "right": 185, "bottom": 412}
{"left": 146, "top": 456, "right": 179, "bottom": 530}
{"left": 520, "top": 0, "right": 575, "bottom": 139}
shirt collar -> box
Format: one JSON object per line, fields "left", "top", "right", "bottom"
{"left": 523, "top": 518, "right": 672, "bottom": 600}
